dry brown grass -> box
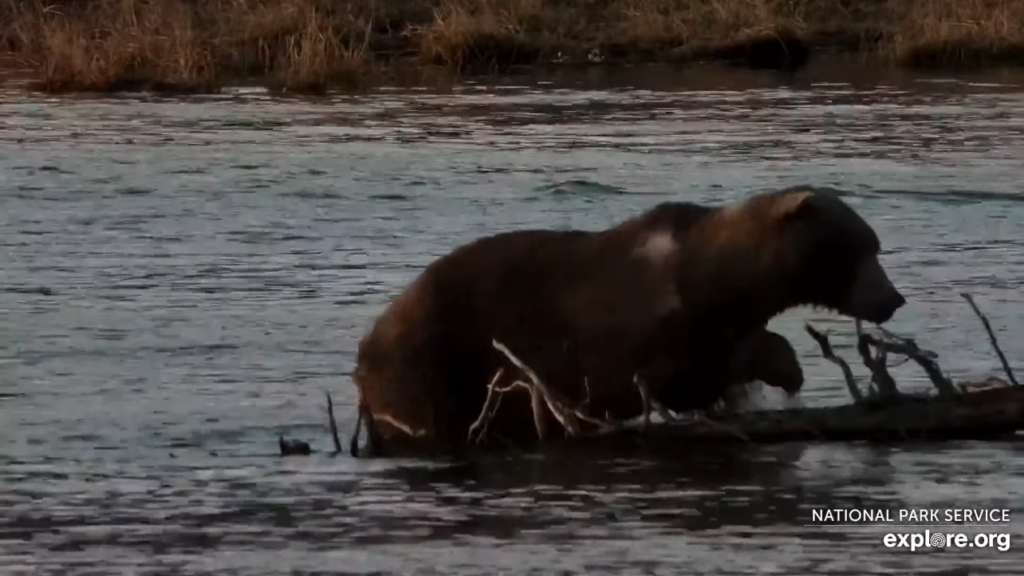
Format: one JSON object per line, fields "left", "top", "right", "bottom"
{"left": 1, "top": 0, "right": 1023, "bottom": 94}
{"left": 419, "top": 0, "right": 543, "bottom": 72}
{"left": 884, "top": 0, "right": 1024, "bottom": 67}
{"left": 31, "top": 0, "right": 216, "bottom": 92}
{"left": 1, "top": 0, "right": 376, "bottom": 93}
{"left": 412, "top": 0, "right": 1024, "bottom": 71}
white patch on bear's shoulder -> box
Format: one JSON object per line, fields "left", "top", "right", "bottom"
{"left": 634, "top": 230, "right": 677, "bottom": 266}
{"left": 632, "top": 230, "right": 682, "bottom": 315}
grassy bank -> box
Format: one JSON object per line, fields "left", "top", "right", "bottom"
{"left": 1, "top": 0, "right": 1023, "bottom": 94}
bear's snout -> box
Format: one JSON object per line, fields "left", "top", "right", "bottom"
{"left": 842, "top": 256, "right": 906, "bottom": 324}
{"left": 864, "top": 289, "right": 906, "bottom": 324}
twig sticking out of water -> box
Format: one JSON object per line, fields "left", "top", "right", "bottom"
{"left": 494, "top": 338, "right": 616, "bottom": 434}
{"left": 858, "top": 330, "right": 958, "bottom": 397}
{"left": 631, "top": 373, "right": 751, "bottom": 440}
{"left": 348, "top": 401, "right": 379, "bottom": 458}
{"left": 468, "top": 368, "right": 507, "bottom": 445}
{"left": 467, "top": 339, "right": 615, "bottom": 446}
{"left": 326, "top": 392, "right": 342, "bottom": 457}
{"left": 349, "top": 407, "right": 362, "bottom": 457}
{"left": 633, "top": 374, "right": 654, "bottom": 431}
{"left": 804, "top": 324, "right": 864, "bottom": 403}
{"left": 279, "top": 435, "right": 311, "bottom": 456}
{"left": 854, "top": 320, "right": 900, "bottom": 399}
{"left": 632, "top": 374, "right": 680, "bottom": 430}
{"left": 961, "top": 293, "right": 1018, "bottom": 386}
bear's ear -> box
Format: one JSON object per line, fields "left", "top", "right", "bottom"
{"left": 772, "top": 189, "right": 816, "bottom": 223}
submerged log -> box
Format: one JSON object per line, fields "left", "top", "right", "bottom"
{"left": 354, "top": 380, "right": 1024, "bottom": 459}
{"left": 563, "top": 381, "right": 1024, "bottom": 448}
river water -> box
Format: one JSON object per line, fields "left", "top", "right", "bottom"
{"left": 1, "top": 62, "right": 1023, "bottom": 574}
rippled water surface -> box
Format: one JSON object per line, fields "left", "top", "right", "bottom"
{"left": 2, "top": 63, "right": 1024, "bottom": 574}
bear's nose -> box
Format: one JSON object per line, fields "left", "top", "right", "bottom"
{"left": 885, "top": 290, "right": 907, "bottom": 313}
{"left": 873, "top": 290, "right": 906, "bottom": 323}
{"left": 892, "top": 292, "right": 907, "bottom": 310}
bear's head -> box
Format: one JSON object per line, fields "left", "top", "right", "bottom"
{"left": 741, "top": 186, "right": 906, "bottom": 325}
{"left": 734, "top": 330, "right": 805, "bottom": 396}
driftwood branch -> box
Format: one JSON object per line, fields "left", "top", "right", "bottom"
{"left": 326, "top": 392, "right": 342, "bottom": 456}
{"left": 854, "top": 320, "right": 900, "bottom": 399}
{"left": 349, "top": 408, "right": 362, "bottom": 457}
{"left": 349, "top": 401, "right": 379, "bottom": 458}
{"left": 961, "top": 293, "right": 1018, "bottom": 387}
{"left": 632, "top": 374, "right": 752, "bottom": 440}
{"left": 805, "top": 286, "right": 1024, "bottom": 401}
{"left": 572, "top": 385, "right": 1024, "bottom": 445}
{"left": 808, "top": 317, "right": 959, "bottom": 399}
{"left": 631, "top": 374, "right": 688, "bottom": 430}
{"left": 278, "top": 435, "right": 311, "bottom": 456}
{"left": 859, "top": 331, "right": 958, "bottom": 397}
{"left": 492, "top": 339, "right": 579, "bottom": 437}
{"left": 495, "top": 339, "right": 616, "bottom": 432}
{"left": 467, "top": 339, "right": 616, "bottom": 446}
{"left": 467, "top": 368, "right": 507, "bottom": 445}
{"left": 633, "top": 375, "right": 681, "bottom": 427}
{"left": 804, "top": 324, "right": 864, "bottom": 403}
{"left": 633, "top": 374, "right": 653, "bottom": 430}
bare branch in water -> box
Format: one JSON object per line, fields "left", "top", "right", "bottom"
{"left": 859, "top": 331, "right": 958, "bottom": 397}
{"left": 961, "top": 293, "right": 1019, "bottom": 387}
{"left": 467, "top": 368, "right": 507, "bottom": 445}
{"left": 528, "top": 376, "right": 550, "bottom": 440}
{"left": 349, "top": 405, "right": 363, "bottom": 457}
{"left": 466, "top": 339, "right": 618, "bottom": 446}
{"left": 634, "top": 374, "right": 654, "bottom": 430}
{"left": 805, "top": 324, "right": 864, "bottom": 403}
{"left": 652, "top": 400, "right": 679, "bottom": 422}
{"left": 349, "top": 402, "right": 378, "bottom": 458}
{"left": 632, "top": 374, "right": 679, "bottom": 430}
{"left": 854, "top": 320, "right": 900, "bottom": 399}
{"left": 278, "top": 435, "right": 311, "bottom": 456}
{"left": 326, "top": 392, "right": 342, "bottom": 456}
{"left": 492, "top": 339, "right": 581, "bottom": 436}
{"left": 877, "top": 325, "right": 938, "bottom": 360}
{"left": 349, "top": 408, "right": 362, "bottom": 457}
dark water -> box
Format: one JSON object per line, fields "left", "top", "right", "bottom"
{"left": 2, "top": 62, "right": 1023, "bottom": 574}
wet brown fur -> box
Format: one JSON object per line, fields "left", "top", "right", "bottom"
{"left": 641, "top": 327, "right": 805, "bottom": 417}
{"left": 352, "top": 186, "right": 890, "bottom": 456}
{"left": 733, "top": 329, "right": 804, "bottom": 396}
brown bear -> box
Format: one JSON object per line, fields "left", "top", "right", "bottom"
{"left": 732, "top": 328, "right": 804, "bottom": 397}
{"left": 351, "top": 186, "right": 905, "bottom": 456}
{"left": 717, "top": 328, "right": 805, "bottom": 416}
{"left": 634, "top": 327, "right": 804, "bottom": 422}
